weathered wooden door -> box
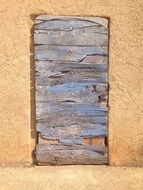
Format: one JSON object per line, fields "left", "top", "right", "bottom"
{"left": 34, "top": 15, "right": 109, "bottom": 165}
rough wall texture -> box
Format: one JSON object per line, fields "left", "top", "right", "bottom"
{"left": 0, "top": 0, "right": 143, "bottom": 166}
{"left": 0, "top": 166, "right": 143, "bottom": 190}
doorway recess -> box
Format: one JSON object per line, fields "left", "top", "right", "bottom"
{"left": 34, "top": 15, "right": 109, "bottom": 165}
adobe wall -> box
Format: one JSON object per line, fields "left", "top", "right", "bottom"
{"left": 0, "top": 0, "right": 143, "bottom": 166}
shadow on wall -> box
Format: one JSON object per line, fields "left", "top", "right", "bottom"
{"left": 30, "top": 14, "right": 40, "bottom": 164}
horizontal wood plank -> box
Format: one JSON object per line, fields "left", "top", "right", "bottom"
{"left": 35, "top": 16, "right": 108, "bottom": 30}
{"left": 35, "top": 60, "right": 108, "bottom": 70}
{"left": 34, "top": 32, "right": 108, "bottom": 46}
{"left": 36, "top": 74, "right": 108, "bottom": 86}
{"left": 37, "top": 123, "right": 107, "bottom": 139}
{"left": 35, "top": 16, "right": 108, "bottom": 28}
{"left": 36, "top": 144, "right": 107, "bottom": 165}
{"left": 35, "top": 46, "right": 108, "bottom": 61}
{"left": 35, "top": 26, "right": 108, "bottom": 35}
{"left": 36, "top": 102, "right": 108, "bottom": 116}
{"left": 36, "top": 82, "right": 108, "bottom": 93}
{"left": 36, "top": 102, "right": 108, "bottom": 126}
{"left": 36, "top": 84, "right": 108, "bottom": 103}
{"left": 37, "top": 116, "right": 107, "bottom": 127}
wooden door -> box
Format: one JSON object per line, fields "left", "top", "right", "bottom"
{"left": 34, "top": 16, "right": 109, "bottom": 165}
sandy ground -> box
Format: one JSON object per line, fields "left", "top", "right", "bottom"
{"left": 0, "top": 166, "right": 142, "bottom": 190}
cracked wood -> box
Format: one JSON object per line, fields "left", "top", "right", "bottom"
{"left": 34, "top": 15, "right": 109, "bottom": 165}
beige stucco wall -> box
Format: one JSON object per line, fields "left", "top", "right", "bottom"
{"left": 0, "top": 0, "right": 143, "bottom": 166}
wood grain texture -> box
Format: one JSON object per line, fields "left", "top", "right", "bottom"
{"left": 36, "top": 144, "right": 107, "bottom": 165}
{"left": 35, "top": 50, "right": 108, "bottom": 62}
{"left": 36, "top": 83, "right": 108, "bottom": 103}
{"left": 34, "top": 15, "right": 109, "bottom": 165}
{"left": 35, "top": 16, "right": 108, "bottom": 28}
{"left": 37, "top": 123, "right": 107, "bottom": 139}
{"left": 34, "top": 32, "right": 108, "bottom": 46}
